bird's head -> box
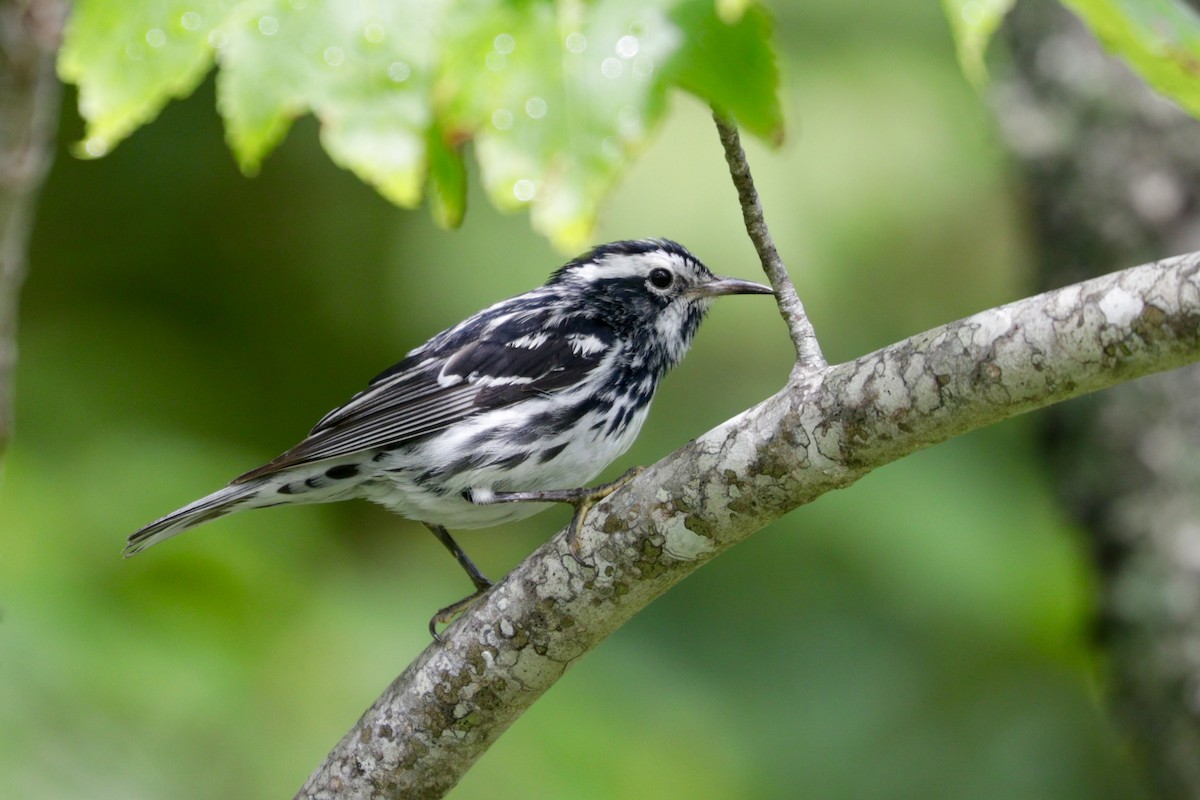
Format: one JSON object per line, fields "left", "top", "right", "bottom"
{"left": 548, "top": 239, "right": 772, "bottom": 365}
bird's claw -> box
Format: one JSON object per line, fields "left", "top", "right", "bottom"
{"left": 564, "top": 466, "right": 644, "bottom": 563}
{"left": 444, "top": 466, "right": 645, "bottom": 618}
{"left": 428, "top": 585, "right": 491, "bottom": 642}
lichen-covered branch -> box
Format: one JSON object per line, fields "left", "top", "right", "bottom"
{"left": 0, "top": 0, "right": 64, "bottom": 457}
{"left": 298, "top": 252, "right": 1200, "bottom": 800}
{"left": 711, "top": 110, "right": 825, "bottom": 372}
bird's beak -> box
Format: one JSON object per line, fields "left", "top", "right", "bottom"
{"left": 689, "top": 275, "right": 774, "bottom": 299}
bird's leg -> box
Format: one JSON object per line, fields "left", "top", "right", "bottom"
{"left": 469, "top": 466, "right": 645, "bottom": 559}
{"left": 424, "top": 523, "right": 492, "bottom": 641}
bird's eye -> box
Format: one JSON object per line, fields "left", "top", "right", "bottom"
{"left": 648, "top": 268, "right": 673, "bottom": 289}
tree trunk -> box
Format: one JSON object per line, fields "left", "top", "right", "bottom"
{"left": 0, "top": 0, "right": 64, "bottom": 457}
{"left": 999, "top": 4, "right": 1200, "bottom": 796}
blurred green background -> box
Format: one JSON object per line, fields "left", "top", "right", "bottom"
{"left": 0, "top": 2, "right": 1150, "bottom": 798}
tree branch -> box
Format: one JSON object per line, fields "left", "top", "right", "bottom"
{"left": 0, "top": 0, "right": 64, "bottom": 457}
{"left": 298, "top": 251, "right": 1200, "bottom": 799}
{"left": 711, "top": 109, "right": 825, "bottom": 372}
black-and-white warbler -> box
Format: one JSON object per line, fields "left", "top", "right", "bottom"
{"left": 126, "top": 239, "right": 772, "bottom": 633}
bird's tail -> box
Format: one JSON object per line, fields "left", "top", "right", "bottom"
{"left": 124, "top": 482, "right": 266, "bottom": 557}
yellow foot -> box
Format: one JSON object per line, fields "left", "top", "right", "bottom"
{"left": 565, "top": 466, "right": 645, "bottom": 559}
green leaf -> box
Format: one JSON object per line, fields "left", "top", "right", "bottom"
{"left": 715, "top": 0, "right": 754, "bottom": 25}
{"left": 1062, "top": 0, "right": 1200, "bottom": 118}
{"left": 940, "top": 0, "right": 1016, "bottom": 87}
{"left": 218, "top": 0, "right": 438, "bottom": 204}
{"left": 59, "top": 0, "right": 784, "bottom": 249}
{"left": 427, "top": 120, "right": 468, "bottom": 230}
{"left": 58, "top": 0, "right": 242, "bottom": 157}
{"left": 441, "top": 0, "right": 690, "bottom": 249}
{"left": 667, "top": 0, "right": 783, "bottom": 143}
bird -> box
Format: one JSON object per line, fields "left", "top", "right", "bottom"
{"left": 125, "top": 238, "right": 773, "bottom": 636}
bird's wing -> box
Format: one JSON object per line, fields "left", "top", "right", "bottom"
{"left": 232, "top": 315, "right": 615, "bottom": 483}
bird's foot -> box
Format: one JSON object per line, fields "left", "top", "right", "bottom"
{"left": 429, "top": 582, "right": 493, "bottom": 643}
{"left": 470, "top": 466, "right": 645, "bottom": 562}
{"left": 422, "top": 522, "right": 495, "bottom": 641}
{"left": 562, "top": 467, "right": 644, "bottom": 560}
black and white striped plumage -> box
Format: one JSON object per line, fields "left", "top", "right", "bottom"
{"left": 126, "top": 239, "right": 772, "bottom": 572}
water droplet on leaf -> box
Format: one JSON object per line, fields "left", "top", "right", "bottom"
{"left": 492, "top": 109, "right": 513, "bottom": 130}
{"left": 632, "top": 56, "right": 654, "bottom": 82}
{"left": 565, "top": 32, "right": 586, "bottom": 53}
{"left": 387, "top": 61, "right": 411, "bottom": 82}
{"left": 513, "top": 179, "right": 536, "bottom": 202}
{"left": 615, "top": 35, "right": 639, "bottom": 59}
{"left": 84, "top": 137, "right": 109, "bottom": 157}
{"left": 525, "top": 97, "right": 547, "bottom": 119}
{"left": 494, "top": 33, "right": 515, "bottom": 54}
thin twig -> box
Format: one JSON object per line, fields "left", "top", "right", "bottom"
{"left": 711, "top": 109, "right": 825, "bottom": 372}
{"left": 0, "top": 0, "right": 65, "bottom": 457}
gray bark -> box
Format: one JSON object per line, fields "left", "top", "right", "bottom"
{"left": 299, "top": 250, "right": 1200, "bottom": 799}
{"left": 0, "top": 0, "right": 64, "bottom": 456}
